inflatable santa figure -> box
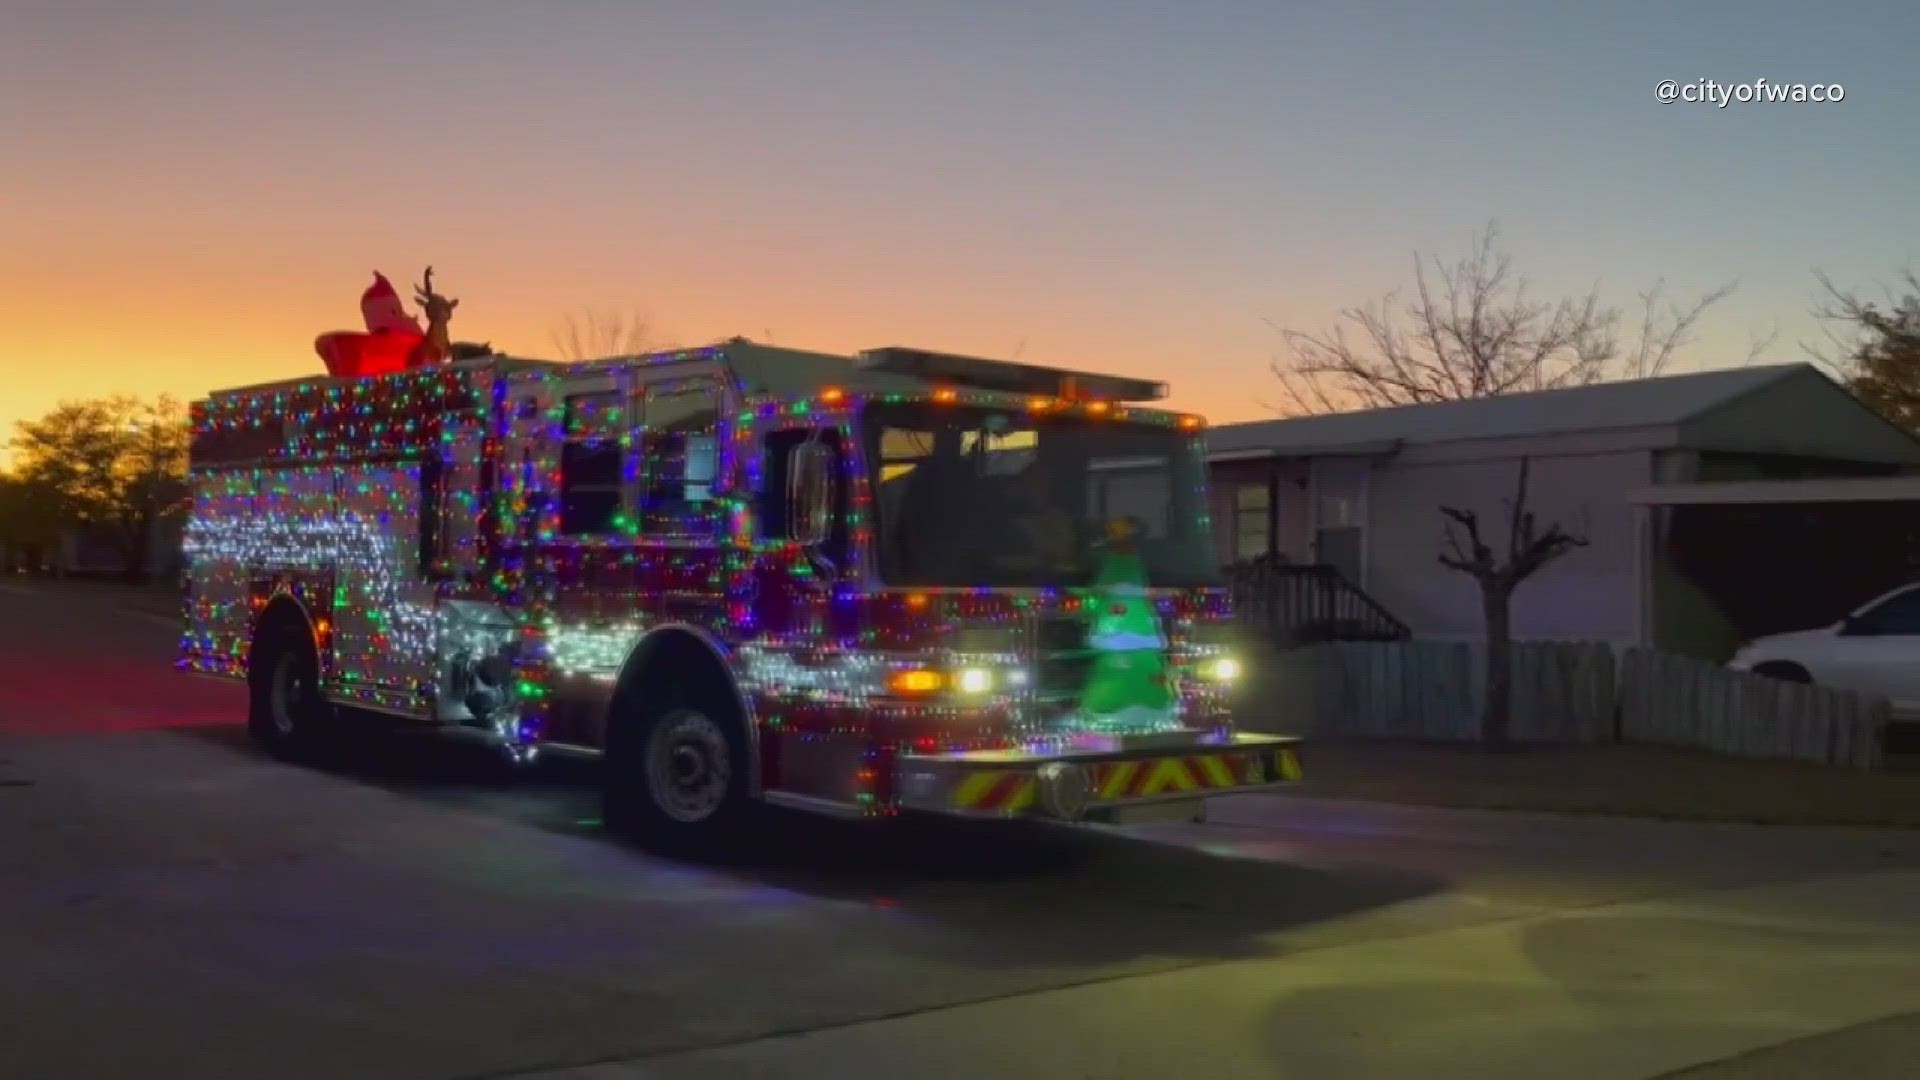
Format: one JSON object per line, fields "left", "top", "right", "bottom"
{"left": 360, "top": 272, "right": 422, "bottom": 335}
{"left": 314, "top": 270, "right": 430, "bottom": 378}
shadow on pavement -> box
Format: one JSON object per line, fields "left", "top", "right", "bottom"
{"left": 178, "top": 720, "right": 1444, "bottom": 964}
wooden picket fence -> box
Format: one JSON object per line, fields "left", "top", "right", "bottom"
{"left": 1241, "top": 640, "right": 1888, "bottom": 770}
{"left": 1615, "top": 648, "right": 1886, "bottom": 770}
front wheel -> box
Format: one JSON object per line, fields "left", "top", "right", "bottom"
{"left": 604, "top": 696, "right": 753, "bottom": 858}
{"left": 247, "top": 621, "right": 334, "bottom": 760}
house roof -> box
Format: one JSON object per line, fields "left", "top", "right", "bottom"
{"left": 1206, "top": 363, "right": 1815, "bottom": 457}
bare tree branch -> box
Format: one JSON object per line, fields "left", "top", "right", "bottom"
{"left": 1270, "top": 222, "right": 1747, "bottom": 414}
{"left": 1743, "top": 321, "right": 1781, "bottom": 366}
{"left": 1434, "top": 457, "right": 1590, "bottom": 747}
{"left": 549, "top": 309, "right": 658, "bottom": 361}
{"left": 1618, "top": 279, "right": 1736, "bottom": 379}
{"left": 1438, "top": 458, "right": 1588, "bottom": 591}
{"left": 1438, "top": 506, "right": 1492, "bottom": 576}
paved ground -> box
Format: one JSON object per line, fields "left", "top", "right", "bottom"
{"left": 1288, "top": 743, "right": 1920, "bottom": 829}
{"left": 1, "top": 580, "right": 1916, "bottom": 1079}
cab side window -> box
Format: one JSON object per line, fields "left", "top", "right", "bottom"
{"left": 638, "top": 382, "right": 722, "bottom": 536}
{"left": 559, "top": 390, "right": 624, "bottom": 535}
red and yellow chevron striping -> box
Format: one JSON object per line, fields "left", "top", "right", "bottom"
{"left": 950, "top": 769, "right": 1038, "bottom": 814}
{"left": 1091, "top": 749, "right": 1278, "bottom": 800}
{"left": 945, "top": 746, "right": 1302, "bottom": 814}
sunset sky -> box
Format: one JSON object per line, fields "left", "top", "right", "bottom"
{"left": 4, "top": 0, "right": 1917, "bottom": 451}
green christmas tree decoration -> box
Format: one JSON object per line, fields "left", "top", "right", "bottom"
{"left": 1075, "top": 518, "right": 1178, "bottom": 733}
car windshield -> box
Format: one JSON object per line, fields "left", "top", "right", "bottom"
{"left": 863, "top": 401, "right": 1222, "bottom": 588}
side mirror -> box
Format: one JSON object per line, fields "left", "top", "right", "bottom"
{"left": 786, "top": 440, "right": 835, "bottom": 546}
{"left": 1839, "top": 614, "right": 1868, "bottom": 636}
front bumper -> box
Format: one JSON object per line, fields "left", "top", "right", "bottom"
{"left": 896, "top": 732, "right": 1301, "bottom": 821}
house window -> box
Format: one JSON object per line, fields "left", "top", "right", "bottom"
{"left": 638, "top": 382, "right": 722, "bottom": 536}
{"left": 1234, "top": 482, "right": 1271, "bottom": 563}
{"left": 559, "top": 390, "right": 624, "bottom": 534}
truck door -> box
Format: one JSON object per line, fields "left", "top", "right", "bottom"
{"left": 327, "top": 458, "right": 440, "bottom": 704}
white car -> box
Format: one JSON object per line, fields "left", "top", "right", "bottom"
{"left": 1728, "top": 582, "right": 1920, "bottom": 713}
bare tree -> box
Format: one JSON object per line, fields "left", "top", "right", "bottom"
{"left": 550, "top": 310, "right": 658, "bottom": 361}
{"left": 1806, "top": 269, "right": 1920, "bottom": 431}
{"left": 1269, "top": 223, "right": 1747, "bottom": 414}
{"left": 1439, "top": 458, "right": 1588, "bottom": 748}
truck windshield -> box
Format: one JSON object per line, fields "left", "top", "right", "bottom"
{"left": 863, "top": 402, "right": 1223, "bottom": 588}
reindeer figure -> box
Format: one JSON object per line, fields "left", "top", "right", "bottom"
{"left": 408, "top": 266, "right": 459, "bottom": 367}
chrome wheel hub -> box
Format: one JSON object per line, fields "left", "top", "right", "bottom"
{"left": 645, "top": 709, "right": 731, "bottom": 823}
{"left": 268, "top": 654, "right": 303, "bottom": 737}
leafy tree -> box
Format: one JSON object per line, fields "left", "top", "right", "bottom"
{"left": 1811, "top": 270, "right": 1920, "bottom": 431}
{"left": 0, "top": 472, "right": 63, "bottom": 572}
{"left": 9, "top": 395, "right": 191, "bottom": 584}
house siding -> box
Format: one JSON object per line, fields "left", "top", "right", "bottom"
{"left": 1275, "top": 471, "right": 1312, "bottom": 562}
{"left": 1308, "top": 457, "right": 1370, "bottom": 582}
{"left": 1364, "top": 449, "right": 1653, "bottom": 644}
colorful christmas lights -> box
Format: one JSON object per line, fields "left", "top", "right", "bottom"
{"left": 181, "top": 343, "right": 1240, "bottom": 815}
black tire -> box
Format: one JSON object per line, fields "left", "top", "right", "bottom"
{"left": 1752, "top": 660, "right": 1812, "bottom": 685}
{"left": 247, "top": 617, "right": 334, "bottom": 760}
{"left": 603, "top": 675, "right": 753, "bottom": 859}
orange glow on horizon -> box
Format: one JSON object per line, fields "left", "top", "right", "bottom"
{"left": 0, "top": 277, "right": 1260, "bottom": 467}
{"left": 0, "top": 7, "right": 1869, "bottom": 472}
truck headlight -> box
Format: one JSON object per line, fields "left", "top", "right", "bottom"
{"left": 955, "top": 667, "right": 994, "bottom": 694}
{"left": 1200, "top": 656, "right": 1242, "bottom": 681}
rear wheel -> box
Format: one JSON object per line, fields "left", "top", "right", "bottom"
{"left": 247, "top": 619, "right": 333, "bottom": 759}
{"left": 604, "top": 682, "right": 753, "bottom": 858}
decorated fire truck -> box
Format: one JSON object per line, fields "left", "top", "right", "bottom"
{"left": 180, "top": 321, "right": 1301, "bottom": 853}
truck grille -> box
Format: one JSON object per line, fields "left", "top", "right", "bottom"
{"left": 1031, "top": 615, "right": 1093, "bottom": 699}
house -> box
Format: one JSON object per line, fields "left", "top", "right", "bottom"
{"left": 1206, "top": 363, "right": 1920, "bottom": 658}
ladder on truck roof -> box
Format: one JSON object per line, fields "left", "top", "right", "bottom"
{"left": 854, "top": 347, "right": 1169, "bottom": 403}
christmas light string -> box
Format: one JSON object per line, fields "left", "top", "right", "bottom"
{"left": 181, "top": 348, "right": 1239, "bottom": 812}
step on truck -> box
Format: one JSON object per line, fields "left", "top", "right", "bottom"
{"left": 179, "top": 340, "right": 1302, "bottom": 854}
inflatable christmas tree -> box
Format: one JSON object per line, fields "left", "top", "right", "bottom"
{"left": 1075, "top": 518, "right": 1178, "bottom": 733}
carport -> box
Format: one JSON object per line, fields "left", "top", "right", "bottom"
{"left": 1629, "top": 476, "right": 1920, "bottom": 661}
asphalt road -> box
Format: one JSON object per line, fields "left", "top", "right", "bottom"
{"left": 1, "top": 581, "right": 1916, "bottom": 1080}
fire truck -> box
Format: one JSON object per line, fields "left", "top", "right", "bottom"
{"left": 180, "top": 340, "right": 1301, "bottom": 854}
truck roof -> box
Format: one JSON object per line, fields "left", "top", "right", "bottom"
{"left": 542, "top": 339, "right": 1174, "bottom": 407}
{"left": 196, "top": 354, "right": 559, "bottom": 404}
{"left": 532, "top": 340, "right": 927, "bottom": 401}
{"left": 198, "top": 340, "right": 1179, "bottom": 415}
